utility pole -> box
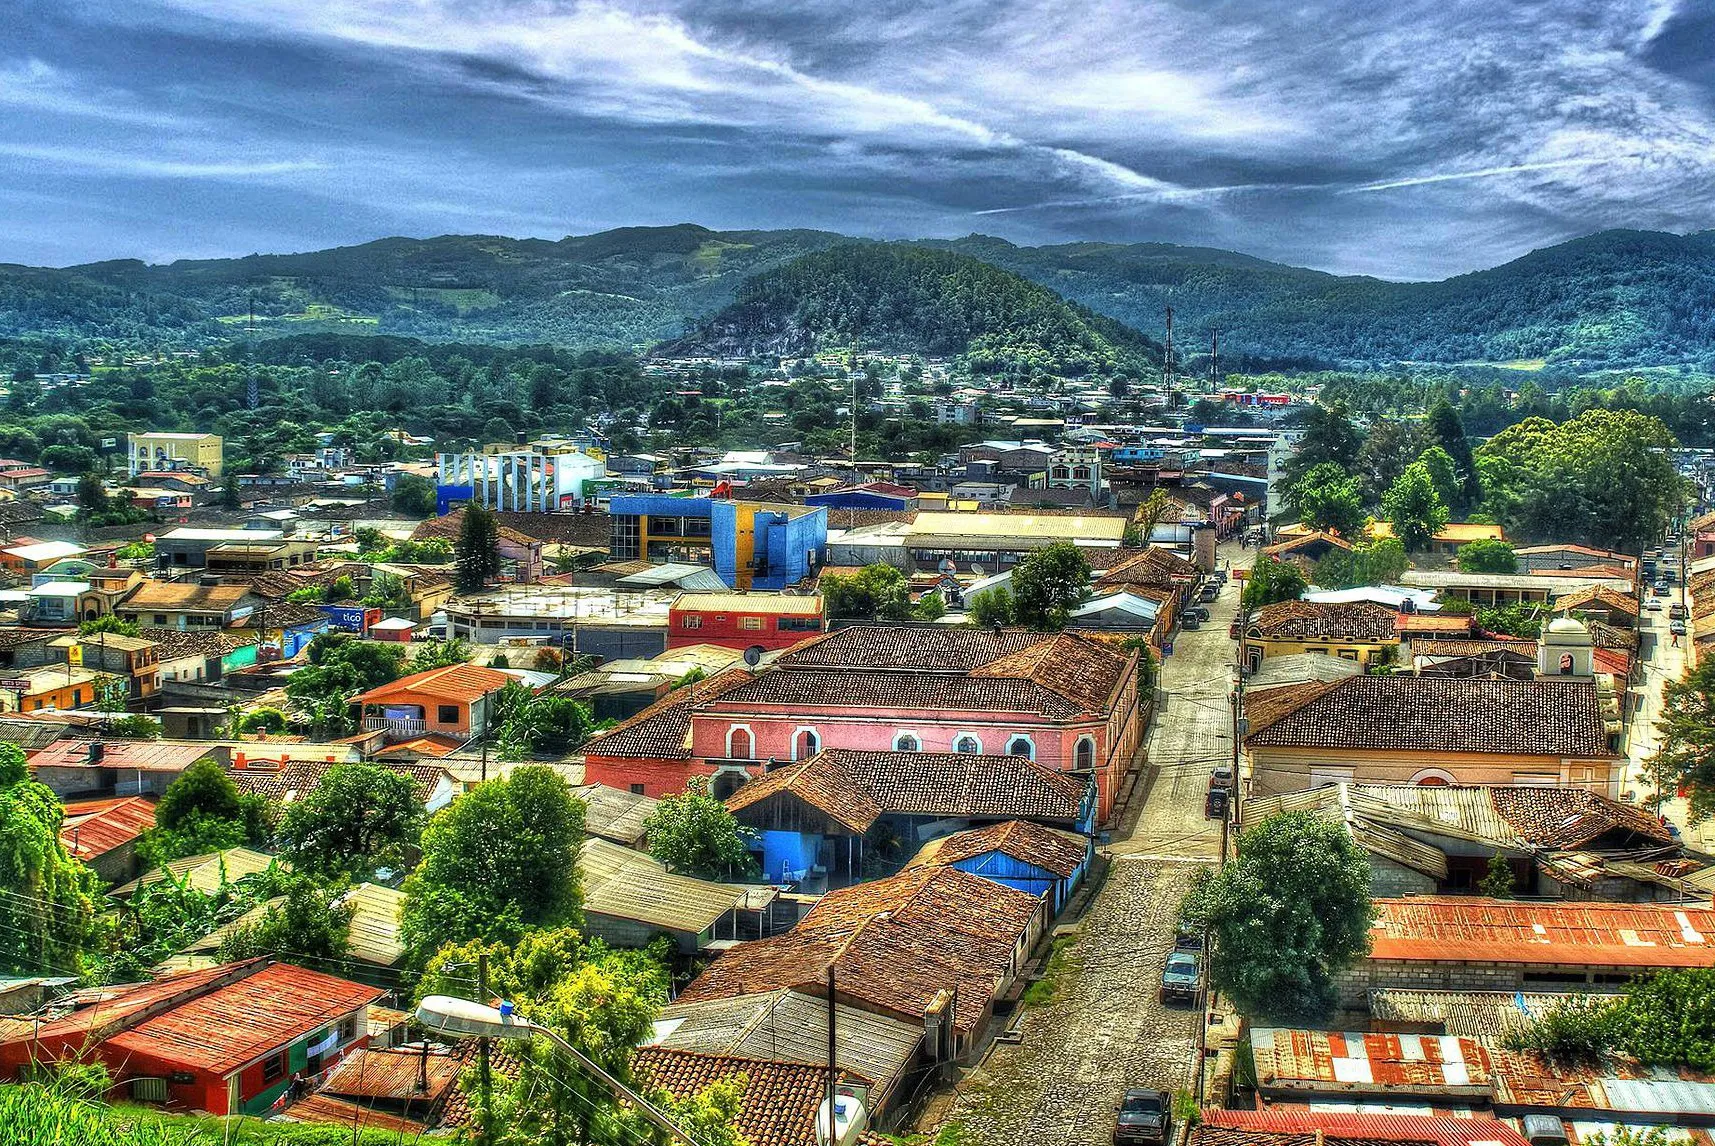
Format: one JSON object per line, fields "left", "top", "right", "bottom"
{"left": 1209, "top": 329, "right": 1220, "bottom": 393}
{"left": 825, "top": 966, "right": 838, "bottom": 1141}
{"left": 478, "top": 952, "right": 492, "bottom": 1146}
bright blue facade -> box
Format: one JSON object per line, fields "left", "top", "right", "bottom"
{"left": 951, "top": 842, "right": 1093, "bottom": 913}
{"left": 610, "top": 495, "right": 826, "bottom": 591}
{"left": 756, "top": 830, "right": 820, "bottom": 883}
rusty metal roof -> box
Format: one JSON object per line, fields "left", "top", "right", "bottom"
{"left": 1250, "top": 1028, "right": 1496, "bottom": 1096}
{"left": 60, "top": 796, "right": 156, "bottom": 861}
{"left": 320, "top": 1045, "right": 462, "bottom": 1103}
{"left": 1198, "top": 1110, "right": 1530, "bottom": 1146}
{"left": 1369, "top": 897, "right": 1715, "bottom": 968}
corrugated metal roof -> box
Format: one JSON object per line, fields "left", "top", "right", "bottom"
{"left": 1367, "top": 989, "right": 1622, "bottom": 1038}
{"left": 321, "top": 1045, "right": 461, "bottom": 1102}
{"left": 579, "top": 837, "right": 746, "bottom": 936}
{"left": 277, "top": 1093, "right": 430, "bottom": 1136}
{"left": 340, "top": 883, "right": 405, "bottom": 967}
{"left": 1251, "top": 1028, "right": 1495, "bottom": 1096}
{"left": 110, "top": 847, "right": 281, "bottom": 898}
{"left": 1198, "top": 1110, "right": 1531, "bottom": 1146}
{"left": 670, "top": 591, "right": 822, "bottom": 615}
{"left": 61, "top": 796, "right": 156, "bottom": 861}
{"left": 107, "top": 961, "right": 382, "bottom": 1077}
{"left": 571, "top": 783, "right": 659, "bottom": 845}
{"left": 1369, "top": 897, "right": 1715, "bottom": 968}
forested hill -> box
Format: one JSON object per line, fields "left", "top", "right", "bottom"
{"left": 660, "top": 244, "right": 1158, "bottom": 375}
{"left": 5, "top": 225, "right": 1715, "bottom": 370}
{"left": 934, "top": 229, "right": 1715, "bottom": 371}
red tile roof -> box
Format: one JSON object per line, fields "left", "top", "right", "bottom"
{"left": 1198, "top": 1111, "right": 1530, "bottom": 1146}
{"left": 582, "top": 667, "right": 754, "bottom": 760}
{"left": 105, "top": 961, "right": 383, "bottom": 1076}
{"left": 632, "top": 1047, "right": 866, "bottom": 1146}
{"left": 1367, "top": 896, "right": 1715, "bottom": 967}
{"left": 350, "top": 663, "right": 514, "bottom": 706}
{"left": 906, "top": 820, "right": 1089, "bottom": 879}
{"left": 1247, "top": 600, "right": 1399, "bottom": 642}
{"left": 61, "top": 796, "right": 156, "bottom": 861}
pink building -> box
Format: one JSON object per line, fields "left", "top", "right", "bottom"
{"left": 582, "top": 625, "right": 1145, "bottom": 823}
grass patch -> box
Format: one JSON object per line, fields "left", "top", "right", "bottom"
{"left": 876, "top": 1123, "right": 971, "bottom": 1146}
{"left": 1023, "top": 934, "right": 1080, "bottom": 1006}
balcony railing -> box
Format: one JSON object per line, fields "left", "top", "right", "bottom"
{"left": 364, "top": 715, "right": 426, "bottom": 736}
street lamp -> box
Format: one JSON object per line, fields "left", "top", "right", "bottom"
{"left": 413, "top": 996, "right": 700, "bottom": 1146}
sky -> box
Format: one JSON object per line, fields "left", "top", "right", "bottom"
{"left": 4, "top": 0, "right": 1714, "bottom": 278}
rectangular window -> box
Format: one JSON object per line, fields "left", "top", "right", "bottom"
{"left": 629, "top": 783, "right": 646, "bottom": 795}
{"left": 437, "top": 705, "right": 460, "bottom": 725}
{"left": 153, "top": 614, "right": 168, "bottom": 625}
{"left": 338, "top": 1015, "right": 357, "bottom": 1043}
{"left": 740, "top": 617, "right": 764, "bottom": 631}
{"left": 681, "top": 615, "right": 702, "bottom": 629}
{"left": 261, "top": 1051, "right": 287, "bottom": 1084}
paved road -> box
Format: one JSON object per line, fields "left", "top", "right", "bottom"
{"left": 917, "top": 544, "right": 1251, "bottom": 1146}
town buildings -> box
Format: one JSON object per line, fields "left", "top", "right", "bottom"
{"left": 127, "top": 431, "right": 223, "bottom": 478}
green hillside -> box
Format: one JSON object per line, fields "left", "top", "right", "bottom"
{"left": 662, "top": 243, "right": 1158, "bottom": 375}
{"left": 5, "top": 225, "right": 1715, "bottom": 370}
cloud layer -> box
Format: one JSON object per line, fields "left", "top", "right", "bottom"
{"left": 2, "top": 0, "right": 1712, "bottom": 276}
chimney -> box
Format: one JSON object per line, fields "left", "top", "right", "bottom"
{"left": 87, "top": 741, "right": 105, "bottom": 764}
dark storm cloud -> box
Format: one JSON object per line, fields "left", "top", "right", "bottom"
{"left": 1, "top": 0, "right": 1711, "bottom": 276}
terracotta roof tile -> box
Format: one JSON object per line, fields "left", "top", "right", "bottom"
{"left": 228, "top": 759, "right": 450, "bottom": 803}
{"left": 582, "top": 667, "right": 754, "bottom": 760}
{"left": 632, "top": 1047, "right": 866, "bottom": 1146}
{"left": 1243, "top": 676, "right": 1615, "bottom": 757}
{"left": 906, "top": 820, "right": 1089, "bottom": 879}
{"left": 726, "top": 749, "right": 1087, "bottom": 829}
{"left": 773, "top": 623, "right": 1043, "bottom": 671}
{"left": 715, "top": 669, "right": 1088, "bottom": 719}
{"left": 1488, "top": 786, "right": 1673, "bottom": 848}
{"left": 1553, "top": 585, "right": 1640, "bottom": 616}
{"left": 1248, "top": 600, "right": 1399, "bottom": 642}
{"left": 350, "top": 663, "right": 513, "bottom": 705}
{"left": 969, "top": 633, "right": 1128, "bottom": 713}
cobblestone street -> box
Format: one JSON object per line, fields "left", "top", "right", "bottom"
{"left": 918, "top": 545, "right": 1250, "bottom": 1146}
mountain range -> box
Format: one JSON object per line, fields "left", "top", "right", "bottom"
{"left": 4, "top": 225, "right": 1715, "bottom": 372}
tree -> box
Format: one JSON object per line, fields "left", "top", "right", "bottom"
{"left": 1011, "top": 542, "right": 1091, "bottom": 630}
{"left": 1478, "top": 852, "right": 1515, "bottom": 898}
{"left": 1426, "top": 398, "right": 1480, "bottom": 509}
{"left": 286, "top": 633, "right": 406, "bottom": 737}
{"left": 641, "top": 780, "right": 757, "bottom": 879}
{"left": 79, "top": 616, "right": 139, "bottom": 637}
{"left": 106, "top": 714, "right": 162, "bottom": 740}
{"left": 75, "top": 471, "right": 108, "bottom": 514}
{"left": 822, "top": 563, "right": 912, "bottom": 621}
{"left": 143, "top": 758, "right": 267, "bottom": 862}
{"left": 1647, "top": 659, "right": 1715, "bottom": 821}
{"left": 411, "top": 637, "right": 473, "bottom": 673}
{"left": 0, "top": 745, "right": 103, "bottom": 975}
{"left": 281, "top": 763, "right": 424, "bottom": 878}
{"left": 392, "top": 473, "right": 437, "bottom": 516}
{"left": 456, "top": 503, "right": 503, "bottom": 592}
{"left": 499, "top": 694, "right": 598, "bottom": 759}
{"left": 1313, "top": 537, "right": 1408, "bottom": 590}
{"left": 1280, "top": 401, "right": 1361, "bottom": 489}
{"left": 1354, "top": 418, "right": 1430, "bottom": 505}
{"left": 1286, "top": 462, "right": 1366, "bottom": 537}
{"left": 1457, "top": 539, "right": 1517, "bottom": 574}
{"left": 1241, "top": 557, "right": 1307, "bottom": 610}
{"left": 216, "top": 878, "right": 355, "bottom": 971}
{"left": 401, "top": 765, "right": 585, "bottom": 964}
{"left": 968, "top": 586, "right": 1016, "bottom": 628}
{"left": 1415, "top": 446, "right": 1461, "bottom": 510}
{"left": 1180, "top": 810, "right": 1374, "bottom": 1022}
{"left": 1381, "top": 462, "right": 1449, "bottom": 553}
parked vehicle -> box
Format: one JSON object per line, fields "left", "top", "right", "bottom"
{"left": 1671, "top": 620, "right": 1687, "bottom": 636}
{"left": 1208, "top": 765, "right": 1234, "bottom": 791}
{"left": 1654, "top": 583, "right": 1671, "bottom": 597}
{"left": 1198, "top": 583, "right": 1220, "bottom": 602}
{"left": 1113, "top": 1089, "right": 1171, "bottom": 1146}
{"left": 1160, "top": 950, "right": 1201, "bottom": 1003}
{"left": 1670, "top": 603, "right": 1688, "bottom": 619}
{"left": 1521, "top": 1115, "right": 1570, "bottom": 1146}
{"left": 1181, "top": 615, "right": 1202, "bottom": 631}
{"left": 1186, "top": 606, "right": 1211, "bottom": 622}
{"left": 1174, "top": 921, "right": 1204, "bottom": 950}
{"left": 1647, "top": 599, "right": 1664, "bottom": 612}
{"left": 1205, "top": 788, "right": 1229, "bottom": 819}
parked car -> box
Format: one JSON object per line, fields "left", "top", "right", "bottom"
{"left": 1113, "top": 1089, "right": 1172, "bottom": 1146}
{"left": 1181, "top": 614, "right": 1202, "bottom": 630}
{"left": 1654, "top": 583, "right": 1672, "bottom": 597}
{"left": 1671, "top": 620, "right": 1687, "bottom": 636}
{"left": 1174, "top": 921, "right": 1204, "bottom": 950}
{"left": 1670, "top": 603, "right": 1688, "bottom": 619}
{"left": 1198, "top": 583, "right": 1220, "bottom": 602}
{"left": 1160, "top": 950, "right": 1201, "bottom": 1003}
{"left": 1205, "top": 787, "right": 1229, "bottom": 820}
{"left": 1647, "top": 598, "right": 1664, "bottom": 612}
{"left": 1186, "top": 605, "right": 1211, "bottom": 622}
{"left": 1208, "top": 765, "right": 1234, "bottom": 791}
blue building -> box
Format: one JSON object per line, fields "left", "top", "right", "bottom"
{"left": 804, "top": 482, "right": 917, "bottom": 512}
{"left": 608, "top": 495, "right": 826, "bottom": 591}
{"left": 906, "top": 820, "right": 1093, "bottom": 913}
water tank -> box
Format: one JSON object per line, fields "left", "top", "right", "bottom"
{"left": 816, "top": 1093, "right": 868, "bottom": 1146}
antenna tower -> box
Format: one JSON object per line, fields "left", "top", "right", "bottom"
{"left": 1163, "top": 305, "right": 1175, "bottom": 390}
{"left": 245, "top": 295, "right": 259, "bottom": 409}
{"left": 1209, "top": 328, "right": 1220, "bottom": 392}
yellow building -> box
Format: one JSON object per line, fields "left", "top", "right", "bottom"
{"left": 1365, "top": 519, "right": 1505, "bottom": 557}
{"left": 1241, "top": 600, "right": 1400, "bottom": 671}
{"left": 128, "top": 432, "right": 223, "bottom": 479}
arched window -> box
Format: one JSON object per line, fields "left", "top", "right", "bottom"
{"left": 726, "top": 726, "right": 754, "bottom": 760}
{"left": 1410, "top": 768, "right": 1456, "bottom": 787}
{"left": 1559, "top": 653, "right": 1574, "bottom": 675}
{"left": 1072, "top": 466, "right": 1091, "bottom": 481}
{"left": 1075, "top": 737, "right": 1095, "bottom": 771}
{"left": 793, "top": 728, "right": 820, "bottom": 760}
{"left": 1052, "top": 466, "right": 1070, "bottom": 480}
{"left": 710, "top": 771, "right": 746, "bottom": 801}
{"left": 893, "top": 733, "right": 920, "bottom": 752}
{"left": 1006, "top": 735, "right": 1035, "bottom": 759}
{"left": 954, "top": 734, "right": 982, "bottom": 755}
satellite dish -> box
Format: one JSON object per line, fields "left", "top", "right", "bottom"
{"left": 743, "top": 645, "right": 765, "bottom": 667}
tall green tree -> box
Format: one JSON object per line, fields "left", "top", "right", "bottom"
{"left": 1647, "top": 659, "right": 1715, "bottom": 821}
{"left": 1382, "top": 461, "right": 1450, "bottom": 552}
{"left": 456, "top": 502, "right": 503, "bottom": 592}
{"left": 401, "top": 765, "right": 585, "bottom": 964}
{"left": 1354, "top": 418, "right": 1430, "bottom": 506}
{"left": 1010, "top": 541, "right": 1091, "bottom": 630}
{"left": 1415, "top": 445, "right": 1462, "bottom": 511}
{"left": 0, "top": 745, "right": 103, "bottom": 976}
{"left": 1280, "top": 401, "right": 1362, "bottom": 489}
{"left": 1181, "top": 810, "right": 1374, "bottom": 1022}
{"left": 1241, "top": 556, "right": 1308, "bottom": 611}
{"left": 822, "top": 564, "right": 912, "bottom": 620}
{"left": 641, "top": 781, "right": 757, "bottom": 879}
{"left": 280, "top": 763, "right": 424, "bottom": 879}
{"left": 391, "top": 473, "right": 437, "bottom": 516}
{"left": 1426, "top": 398, "right": 1480, "bottom": 508}
{"left": 142, "top": 758, "right": 271, "bottom": 864}
{"left": 1286, "top": 462, "right": 1366, "bottom": 537}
